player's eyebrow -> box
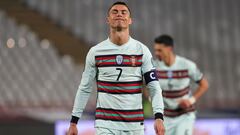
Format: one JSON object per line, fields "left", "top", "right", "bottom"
{"left": 111, "top": 9, "right": 118, "bottom": 12}
{"left": 121, "top": 10, "right": 128, "bottom": 13}
{"left": 111, "top": 9, "right": 129, "bottom": 14}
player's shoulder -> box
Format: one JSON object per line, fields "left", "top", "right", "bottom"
{"left": 92, "top": 39, "right": 108, "bottom": 48}
{"left": 151, "top": 57, "right": 160, "bottom": 63}
{"left": 88, "top": 39, "right": 108, "bottom": 53}
{"left": 132, "top": 38, "right": 148, "bottom": 49}
{"left": 151, "top": 57, "right": 162, "bottom": 66}
{"left": 131, "top": 38, "right": 151, "bottom": 54}
{"left": 154, "top": 58, "right": 168, "bottom": 69}
{"left": 177, "top": 55, "right": 196, "bottom": 67}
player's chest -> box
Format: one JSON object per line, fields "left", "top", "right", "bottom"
{"left": 156, "top": 67, "right": 191, "bottom": 89}
{"left": 156, "top": 68, "right": 189, "bottom": 79}
{"left": 95, "top": 54, "right": 143, "bottom": 67}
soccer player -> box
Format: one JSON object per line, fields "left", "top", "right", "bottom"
{"left": 67, "top": 2, "right": 165, "bottom": 135}
{"left": 153, "top": 35, "right": 209, "bottom": 135}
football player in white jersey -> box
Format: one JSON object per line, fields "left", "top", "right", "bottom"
{"left": 153, "top": 35, "right": 209, "bottom": 135}
{"left": 67, "top": 2, "right": 165, "bottom": 135}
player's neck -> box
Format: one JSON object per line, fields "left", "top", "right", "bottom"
{"left": 165, "top": 53, "right": 176, "bottom": 67}
{"left": 109, "top": 28, "right": 130, "bottom": 45}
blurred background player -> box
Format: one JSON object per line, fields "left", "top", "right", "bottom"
{"left": 67, "top": 2, "right": 165, "bottom": 135}
{"left": 153, "top": 35, "right": 209, "bottom": 135}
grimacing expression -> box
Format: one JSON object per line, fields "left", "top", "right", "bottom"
{"left": 107, "top": 5, "right": 132, "bottom": 30}
{"left": 154, "top": 43, "right": 172, "bottom": 61}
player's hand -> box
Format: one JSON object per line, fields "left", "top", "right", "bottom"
{"left": 178, "top": 99, "right": 192, "bottom": 109}
{"left": 154, "top": 119, "right": 165, "bottom": 135}
{"left": 67, "top": 123, "right": 78, "bottom": 135}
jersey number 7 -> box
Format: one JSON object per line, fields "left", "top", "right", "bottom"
{"left": 116, "top": 68, "right": 122, "bottom": 81}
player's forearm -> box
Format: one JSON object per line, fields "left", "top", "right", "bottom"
{"left": 71, "top": 86, "right": 92, "bottom": 123}
{"left": 71, "top": 87, "right": 92, "bottom": 124}
{"left": 70, "top": 47, "right": 96, "bottom": 122}
{"left": 71, "top": 67, "right": 96, "bottom": 124}
{"left": 147, "top": 81, "right": 164, "bottom": 120}
{"left": 193, "top": 78, "right": 209, "bottom": 101}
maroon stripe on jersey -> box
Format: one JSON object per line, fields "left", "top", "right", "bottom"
{"left": 162, "top": 86, "right": 190, "bottom": 98}
{"left": 96, "top": 63, "right": 142, "bottom": 67}
{"left": 164, "top": 106, "right": 195, "bottom": 117}
{"left": 97, "top": 80, "right": 143, "bottom": 86}
{"left": 96, "top": 108, "right": 143, "bottom": 115}
{"left": 95, "top": 56, "right": 116, "bottom": 60}
{"left": 156, "top": 70, "right": 189, "bottom": 79}
{"left": 95, "top": 108, "right": 144, "bottom": 122}
{"left": 95, "top": 54, "right": 143, "bottom": 59}
{"left": 95, "top": 54, "right": 143, "bottom": 67}
{"left": 98, "top": 88, "right": 142, "bottom": 94}
{"left": 97, "top": 80, "right": 143, "bottom": 94}
{"left": 95, "top": 115, "right": 144, "bottom": 122}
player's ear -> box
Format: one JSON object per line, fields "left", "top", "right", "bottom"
{"left": 168, "top": 46, "right": 173, "bottom": 52}
{"left": 129, "top": 17, "right": 132, "bottom": 25}
{"left": 106, "top": 16, "right": 110, "bottom": 24}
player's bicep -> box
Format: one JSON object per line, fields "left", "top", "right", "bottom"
{"left": 84, "top": 48, "right": 96, "bottom": 72}
{"left": 189, "top": 63, "right": 203, "bottom": 83}
{"left": 141, "top": 46, "right": 155, "bottom": 72}
{"left": 79, "top": 48, "right": 97, "bottom": 89}
{"left": 141, "top": 47, "right": 159, "bottom": 86}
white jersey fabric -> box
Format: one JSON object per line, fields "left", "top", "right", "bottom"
{"left": 153, "top": 55, "right": 203, "bottom": 117}
{"left": 72, "top": 37, "right": 164, "bottom": 130}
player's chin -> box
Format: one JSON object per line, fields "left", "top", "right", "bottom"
{"left": 114, "top": 25, "right": 127, "bottom": 31}
{"left": 115, "top": 23, "right": 124, "bottom": 27}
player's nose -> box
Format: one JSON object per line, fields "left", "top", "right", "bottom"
{"left": 116, "top": 12, "right": 123, "bottom": 17}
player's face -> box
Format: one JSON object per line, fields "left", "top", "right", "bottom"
{"left": 154, "top": 43, "right": 172, "bottom": 61}
{"left": 107, "top": 5, "right": 132, "bottom": 30}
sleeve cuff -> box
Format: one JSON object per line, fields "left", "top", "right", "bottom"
{"left": 196, "top": 75, "right": 204, "bottom": 83}
{"left": 70, "top": 116, "right": 79, "bottom": 124}
{"left": 154, "top": 113, "right": 164, "bottom": 120}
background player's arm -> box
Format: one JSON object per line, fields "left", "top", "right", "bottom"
{"left": 179, "top": 62, "right": 209, "bottom": 108}
{"left": 68, "top": 48, "right": 96, "bottom": 135}
{"left": 189, "top": 63, "right": 209, "bottom": 103}
{"left": 142, "top": 46, "right": 165, "bottom": 135}
{"left": 192, "top": 77, "right": 208, "bottom": 102}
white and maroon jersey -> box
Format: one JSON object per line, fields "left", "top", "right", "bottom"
{"left": 153, "top": 55, "right": 203, "bottom": 117}
{"left": 72, "top": 37, "right": 164, "bottom": 130}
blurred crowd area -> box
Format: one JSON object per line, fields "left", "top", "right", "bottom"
{"left": 0, "top": 0, "right": 239, "bottom": 122}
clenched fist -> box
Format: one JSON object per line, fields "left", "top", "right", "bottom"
{"left": 154, "top": 119, "right": 165, "bottom": 135}
{"left": 67, "top": 123, "right": 78, "bottom": 135}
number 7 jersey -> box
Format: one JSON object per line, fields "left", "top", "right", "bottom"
{"left": 72, "top": 37, "right": 164, "bottom": 130}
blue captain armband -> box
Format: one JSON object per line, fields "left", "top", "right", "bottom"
{"left": 144, "top": 70, "right": 158, "bottom": 84}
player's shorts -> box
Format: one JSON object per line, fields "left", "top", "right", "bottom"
{"left": 164, "top": 112, "right": 196, "bottom": 135}
{"left": 95, "top": 127, "right": 144, "bottom": 135}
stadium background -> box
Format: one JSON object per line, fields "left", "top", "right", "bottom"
{"left": 0, "top": 0, "right": 239, "bottom": 135}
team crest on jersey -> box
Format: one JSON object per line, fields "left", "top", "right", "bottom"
{"left": 116, "top": 55, "right": 123, "bottom": 65}
{"left": 130, "top": 56, "right": 137, "bottom": 66}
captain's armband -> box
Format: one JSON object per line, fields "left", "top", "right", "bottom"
{"left": 144, "top": 70, "right": 158, "bottom": 84}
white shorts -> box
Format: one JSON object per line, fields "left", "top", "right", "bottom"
{"left": 95, "top": 127, "right": 144, "bottom": 135}
{"left": 164, "top": 112, "right": 196, "bottom": 135}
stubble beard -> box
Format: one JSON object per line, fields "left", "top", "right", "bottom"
{"left": 114, "top": 22, "right": 127, "bottom": 32}
{"left": 116, "top": 26, "right": 123, "bottom": 32}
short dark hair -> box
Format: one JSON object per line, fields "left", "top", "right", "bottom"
{"left": 108, "top": 1, "right": 131, "bottom": 16}
{"left": 154, "top": 35, "right": 174, "bottom": 47}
